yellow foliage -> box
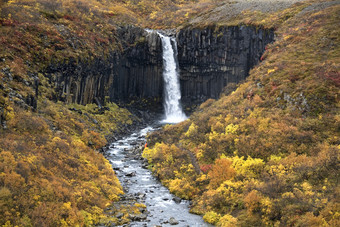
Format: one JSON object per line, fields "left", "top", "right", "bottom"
{"left": 232, "top": 156, "right": 265, "bottom": 179}
{"left": 225, "top": 123, "right": 239, "bottom": 135}
{"left": 184, "top": 122, "right": 198, "bottom": 138}
{"left": 169, "top": 178, "right": 198, "bottom": 200}
{"left": 203, "top": 211, "right": 221, "bottom": 225}
{"left": 142, "top": 144, "right": 158, "bottom": 163}
{"left": 217, "top": 214, "right": 238, "bottom": 227}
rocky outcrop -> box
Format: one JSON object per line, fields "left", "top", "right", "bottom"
{"left": 45, "top": 26, "right": 163, "bottom": 106}
{"left": 177, "top": 26, "right": 274, "bottom": 103}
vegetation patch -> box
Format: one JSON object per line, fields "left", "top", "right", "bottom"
{"left": 0, "top": 99, "right": 137, "bottom": 226}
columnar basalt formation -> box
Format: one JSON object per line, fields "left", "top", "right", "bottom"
{"left": 46, "top": 25, "right": 273, "bottom": 107}
{"left": 177, "top": 26, "right": 274, "bottom": 103}
{"left": 46, "top": 26, "right": 163, "bottom": 105}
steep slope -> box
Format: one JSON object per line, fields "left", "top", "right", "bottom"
{"left": 144, "top": 1, "right": 340, "bottom": 226}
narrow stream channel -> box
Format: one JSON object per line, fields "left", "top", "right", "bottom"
{"left": 106, "top": 126, "right": 210, "bottom": 226}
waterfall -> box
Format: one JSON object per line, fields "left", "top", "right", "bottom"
{"left": 157, "top": 32, "right": 187, "bottom": 123}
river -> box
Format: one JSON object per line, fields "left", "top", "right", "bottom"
{"left": 105, "top": 126, "right": 210, "bottom": 226}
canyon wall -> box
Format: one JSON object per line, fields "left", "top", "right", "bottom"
{"left": 177, "top": 26, "right": 274, "bottom": 103}
{"left": 45, "top": 26, "right": 163, "bottom": 106}
{"left": 47, "top": 25, "right": 273, "bottom": 107}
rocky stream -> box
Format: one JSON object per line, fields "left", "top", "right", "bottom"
{"left": 103, "top": 125, "right": 211, "bottom": 227}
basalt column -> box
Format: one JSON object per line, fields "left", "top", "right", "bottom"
{"left": 177, "top": 26, "right": 274, "bottom": 104}
{"left": 49, "top": 26, "right": 164, "bottom": 106}
{"left": 111, "top": 27, "right": 164, "bottom": 103}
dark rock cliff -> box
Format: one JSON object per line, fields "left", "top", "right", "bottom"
{"left": 177, "top": 26, "right": 274, "bottom": 103}
{"left": 45, "top": 26, "right": 163, "bottom": 106}
{"left": 45, "top": 25, "right": 273, "bottom": 108}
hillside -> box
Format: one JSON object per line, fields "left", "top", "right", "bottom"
{"left": 144, "top": 1, "right": 340, "bottom": 226}
{"left": 0, "top": 0, "right": 339, "bottom": 226}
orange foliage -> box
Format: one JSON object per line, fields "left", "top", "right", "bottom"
{"left": 208, "top": 158, "right": 235, "bottom": 189}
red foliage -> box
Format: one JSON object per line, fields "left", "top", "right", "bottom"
{"left": 200, "top": 164, "right": 212, "bottom": 174}
{"left": 260, "top": 54, "right": 266, "bottom": 61}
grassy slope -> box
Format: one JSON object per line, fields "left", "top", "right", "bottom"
{"left": 0, "top": 101, "right": 132, "bottom": 226}
{"left": 144, "top": 1, "right": 340, "bottom": 226}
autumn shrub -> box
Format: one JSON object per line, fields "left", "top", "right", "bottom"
{"left": 168, "top": 178, "right": 198, "bottom": 200}
{"left": 217, "top": 214, "right": 237, "bottom": 227}
{"left": 208, "top": 158, "right": 235, "bottom": 189}
{"left": 203, "top": 211, "right": 221, "bottom": 225}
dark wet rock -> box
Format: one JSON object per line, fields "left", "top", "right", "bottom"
{"left": 169, "top": 217, "right": 179, "bottom": 225}
{"left": 135, "top": 192, "right": 146, "bottom": 199}
{"left": 172, "top": 196, "right": 182, "bottom": 204}
{"left": 129, "top": 213, "right": 147, "bottom": 221}
{"left": 177, "top": 26, "right": 274, "bottom": 105}
{"left": 49, "top": 26, "right": 163, "bottom": 109}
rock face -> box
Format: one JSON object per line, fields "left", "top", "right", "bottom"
{"left": 45, "top": 26, "right": 163, "bottom": 106}
{"left": 46, "top": 25, "right": 273, "bottom": 107}
{"left": 177, "top": 26, "right": 274, "bottom": 103}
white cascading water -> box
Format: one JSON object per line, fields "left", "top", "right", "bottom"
{"left": 157, "top": 32, "right": 187, "bottom": 123}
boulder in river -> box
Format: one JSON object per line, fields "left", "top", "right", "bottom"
{"left": 129, "top": 213, "right": 147, "bottom": 221}
{"left": 172, "top": 196, "right": 182, "bottom": 204}
{"left": 169, "top": 217, "right": 179, "bottom": 225}
{"left": 126, "top": 171, "right": 136, "bottom": 177}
